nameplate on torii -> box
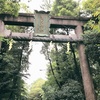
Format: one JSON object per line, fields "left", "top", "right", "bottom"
{"left": 34, "top": 10, "right": 50, "bottom": 36}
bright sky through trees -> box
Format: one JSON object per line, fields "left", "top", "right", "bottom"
{"left": 20, "top": 0, "right": 44, "bottom": 12}
{"left": 25, "top": 42, "right": 48, "bottom": 85}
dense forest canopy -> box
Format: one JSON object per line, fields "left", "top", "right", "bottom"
{"left": 0, "top": 0, "right": 100, "bottom": 100}
{"left": 0, "top": 0, "right": 20, "bottom": 16}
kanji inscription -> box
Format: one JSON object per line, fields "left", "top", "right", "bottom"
{"left": 34, "top": 11, "right": 50, "bottom": 36}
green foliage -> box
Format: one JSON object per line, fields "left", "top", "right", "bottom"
{"left": 42, "top": 84, "right": 58, "bottom": 100}
{"left": 0, "top": 0, "right": 31, "bottom": 98}
{"left": 57, "top": 80, "right": 84, "bottom": 100}
{"left": 82, "top": 0, "right": 100, "bottom": 16}
{"left": 0, "top": 37, "right": 9, "bottom": 44}
{"left": 29, "top": 78, "right": 45, "bottom": 100}
{"left": 42, "top": 79, "right": 84, "bottom": 100}
{"left": 82, "top": 0, "right": 100, "bottom": 66}
{"left": 83, "top": 30, "right": 100, "bottom": 44}
{"left": 82, "top": 0, "right": 100, "bottom": 32}
{"left": 0, "top": 0, "right": 20, "bottom": 16}
{"left": 51, "top": 0, "right": 79, "bottom": 16}
{"left": 41, "top": 43, "right": 84, "bottom": 100}
{"left": 0, "top": 25, "right": 31, "bottom": 99}
{"left": 0, "top": 41, "right": 30, "bottom": 99}
{"left": 6, "top": 26, "right": 26, "bottom": 33}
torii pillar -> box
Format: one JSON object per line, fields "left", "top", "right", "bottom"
{"left": 0, "top": 20, "right": 5, "bottom": 50}
{"left": 75, "top": 25, "right": 96, "bottom": 100}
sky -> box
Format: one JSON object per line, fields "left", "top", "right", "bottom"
{"left": 24, "top": 42, "right": 48, "bottom": 85}
{"left": 20, "top": 0, "right": 45, "bottom": 12}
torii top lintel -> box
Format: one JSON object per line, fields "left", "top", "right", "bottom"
{"left": 0, "top": 13, "right": 90, "bottom": 28}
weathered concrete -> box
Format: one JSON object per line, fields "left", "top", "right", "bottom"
{"left": 4, "top": 30, "right": 81, "bottom": 42}
{"left": 0, "top": 13, "right": 34, "bottom": 26}
{"left": 75, "top": 25, "right": 96, "bottom": 100}
{"left": 0, "top": 13, "right": 90, "bottom": 28}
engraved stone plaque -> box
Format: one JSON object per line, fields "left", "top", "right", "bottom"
{"left": 34, "top": 10, "right": 50, "bottom": 36}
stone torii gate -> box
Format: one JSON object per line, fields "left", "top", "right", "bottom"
{"left": 0, "top": 12, "right": 96, "bottom": 100}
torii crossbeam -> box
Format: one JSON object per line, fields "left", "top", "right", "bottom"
{"left": 0, "top": 13, "right": 89, "bottom": 42}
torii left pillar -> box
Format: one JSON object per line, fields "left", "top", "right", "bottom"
{"left": 75, "top": 25, "right": 96, "bottom": 100}
{"left": 0, "top": 20, "right": 5, "bottom": 49}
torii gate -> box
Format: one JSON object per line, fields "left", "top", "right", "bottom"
{"left": 0, "top": 12, "right": 96, "bottom": 100}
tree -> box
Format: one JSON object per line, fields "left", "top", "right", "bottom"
{"left": 41, "top": 43, "right": 85, "bottom": 100}
{"left": 0, "top": 0, "right": 20, "bottom": 16}
{"left": 82, "top": 0, "right": 100, "bottom": 32}
{"left": 51, "top": 0, "right": 79, "bottom": 16}
{"left": 0, "top": 25, "right": 31, "bottom": 99}
{"left": 0, "top": 1, "right": 32, "bottom": 99}
{"left": 29, "top": 78, "right": 45, "bottom": 100}
{"left": 41, "top": 0, "right": 53, "bottom": 11}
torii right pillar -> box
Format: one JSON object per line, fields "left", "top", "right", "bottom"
{"left": 75, "top": 25, "right": 96, "bottom": 100}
